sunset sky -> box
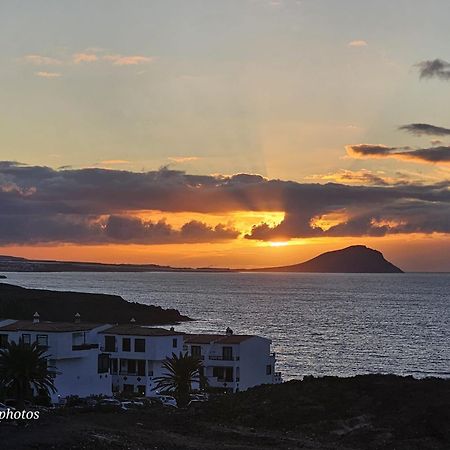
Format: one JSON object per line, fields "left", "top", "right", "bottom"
{"left": 0, "top": 0, "right": 449, "bottom": 271}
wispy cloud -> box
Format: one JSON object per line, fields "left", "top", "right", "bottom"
{"left": 417, "top": 59, "right": 450, "bottom": 80}
{"left": 102, "top": 54, "right": 154, "bottom": 66}
{"left": 23, "top": 54, "right": 62, "bottom": 65}
{"left": 99, "top": 160, "right": 130, "bottom": 165}
{"left": 348, "top": 40, "right": 368, "bottom": 48}
{"left": 168, "top": 156, "right": 200, "bottom": 164}
{"left": 72, "top": 53, "right": 98, "bottom": 64}
{"left": 399, "top": 123, "right": 450, "bottom": 137}
{"left": 346, "top": 144, "right": 450, "bottom": 165}
{"left": 35, "top": 71, "right": 62, "bottom": 78}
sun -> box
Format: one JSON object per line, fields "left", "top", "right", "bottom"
{"left": 268, "top": 241, "right": 290, "bottom": 247}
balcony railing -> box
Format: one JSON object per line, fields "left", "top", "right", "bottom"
{"left": 100, "top": 345, "right": 118, "bottom": 352}
{"left": 72, "top": 343, "right": 99, "bottom": 351}
{"left": 208, "top": 355, "right": 239, "bottom": 361}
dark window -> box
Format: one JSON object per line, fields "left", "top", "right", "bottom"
{"left": 135, "top": 338, "right": 145, "bottom": 352}
{"left": 36, "top": 335, "right": 48, "bottom": 348}
{"left": 110, "top": 359, "right": 118, "bottom": 374}
{"left": 191, "top": 345, "right": 201, "bottom": 357}
{"left": 104, "top": 335, "right": 116, "bottom": 352}
{"left": 122, "top": 338, "right": 131, "bottom": 352}
{"left": 222, "top": 346, "right": 233, "bottom": 361}
{"left": 123, "top": 384, "right": 134, "bottom": 393}
{"left": 127, "top": 360, "right": 137, "bottom": 374}
{"left": 212, "top": 367, "right": 233, "bottom": 382}
{"left": 0, "top": 334, "right": 8, "bottom": 349}
{"left": 172, "top": 338, "right": 178, "bottom": 348}
{"left": 98, "top": 354, "right": 110, "bottom": 374}
{"left": 22, "top": 334, "right": 31, "bottom": 345}
{"left": 266, "top": 365, "right": 272, "bottom": 375}
{"left": 137, "top": 385, "right": 146, "bottom": 395}
{"left": 137, "top": 360, "right": 146, "bottom": 376}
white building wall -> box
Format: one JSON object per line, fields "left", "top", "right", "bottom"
{"left": 238, "top": 337, "right": 274, "bottom": 390}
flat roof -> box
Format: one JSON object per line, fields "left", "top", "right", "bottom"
{"left": 184, "top": 334, "right": 254, "bottom": 344}
{"left": 100, "top": 324, "right": 183, "bottom": 337}
{"left": 0, "top": 320, "right": 104, "bottom": 333}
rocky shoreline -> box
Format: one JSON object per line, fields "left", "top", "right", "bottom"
{"left": 0, "top": 282, "right": 191, "bottom": 325}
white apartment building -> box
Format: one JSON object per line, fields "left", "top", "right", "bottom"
{"left": 0, "top": 316, "right": 281, "bottom": 402}
{"left": 184, "top": 329, "right": 282, "bottom": 392}
{"left": 98, "top": 324, "right": 184, "bottom": 396}
{"left": 0, "top": 316, "right": 112, "bottom": 403}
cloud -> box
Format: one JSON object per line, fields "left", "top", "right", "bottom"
{"left": 22, "top": 54, "right": 62, "bottom": 65}
{"left": 99, "top": 160, "right": 130, "bottom": 165}
{"left": 72, "top": 53, "right": 98, "bottom": 64}
{"left": 346, "top": 144, "right": 450, "bottom": 165}
{"left": 168, "top": 156, "right": 200, "bottom": 164}
{"left": 307, "top": 169, "right": 395, "bottom": 186}
{"left": 399, "top": 123, "right": 450, "bottom": 137}
{"left": 102, "top": 54, "right": 153, "bottom": 66}
{"left": 417, "top": 59, "right": 450, "bottom": 80}
{"left": 348, "top": 40, "right": 368, "bottom": 47}
{"left": 0, "top": 162, "right": 448, "bottom": 244}
{"left": 35, "top": 71, "right": 62, "bottom": 78}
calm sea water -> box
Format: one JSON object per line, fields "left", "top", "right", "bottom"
{"left": 3, "top": 272, "right": 449, "bottom": 380}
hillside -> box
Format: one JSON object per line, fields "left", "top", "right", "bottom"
{"left": 255, "top": 245, "right": 403, "bottom": 273}
{"left": 0, "top": 282, "right": 191, "bottom": 325}
{"left": 0, "top": 255, "right": 234, "bottom": 273}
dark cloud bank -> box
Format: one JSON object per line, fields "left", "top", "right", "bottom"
{"left": 346, "top": 144, "right": 450, "bottom": 165}
{"left": 0, "top": 162, "right": 449, "bottom": 244}
{"left": 417, "top": 59, "right": 450, "bottom": 81}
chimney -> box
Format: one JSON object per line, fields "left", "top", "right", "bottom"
{"left": 225, "top": 327, "right": 233, "bottom": 336}
{"left": 74, "top": 312, "right": 81, "bottom": 323}
{"left": 33, "top": 312, "right": 40, "bottom": 324}
{"left": 170, "top": 326, "right": 175, "bottom": 332}
{"left": 130, "top": 318, "right": 136, "bottom": 323}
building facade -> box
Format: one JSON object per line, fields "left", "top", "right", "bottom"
{"left": 0, "top": 316, "right": 281, "bottom": 402}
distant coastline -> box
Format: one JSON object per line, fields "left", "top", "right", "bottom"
{"left": 0, "top": 245, "right": 403, "bottom": 274}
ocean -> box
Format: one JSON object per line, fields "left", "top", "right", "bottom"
{"left": 3, "top": 272, "right": 449, "bottom": 380}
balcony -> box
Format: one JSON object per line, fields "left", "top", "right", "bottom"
{"left": 100, "top": 345, "right": 118, "bottom": 353}
{"left": 208, "top": 355, "right": 239, "bottom": 361}
{"left": 72, "top": 343, "right": 99, "bottom": 351}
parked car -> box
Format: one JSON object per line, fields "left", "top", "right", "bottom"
{"left": 96, "top": 398, "right": 122, "bottom": 411}
{"left": 153, "top": 395, "right": 177, "bottom": 408}
{"left": 120, "top": 400, "right": 145, "bottom": 411}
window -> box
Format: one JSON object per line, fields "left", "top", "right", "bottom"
{"left": 134, "top": 338, "right": 145, "bottom": 352}
{"left": 127, "top": 359, "right": 137, "bottom": 374}
{"left": 123, "top": 384, "right": 134, "bottom": 393}
{"left": 137, "top": 385, "right": 146, "bottom": 396}
{"left": 22, "top": 334, "right": 31, "bottom": 345}
{"left": 110, "top": 359, "right": 118, "bottom": 374}
{"left": 98, "top": 354, "right": 110, "bottom": 374}
{"left": 0, "top": 334, "right": 8, "bottom": 349}
{"left": 191, "top": 345, "right": 201, "bottom": 357}
{"left": 266, "top": 365, "right": 272, "bottom": 375}
{"left": 122, "top": 338, "right": 131, "bottom": 352}
{"left": 137, "top": 360, "right": 146, "bottom": 376}
{"left": 172, "top": 338, "right": 178, "bottom": 348}
{"left": 222, "top": 346, "right": 233, "bottom": 361}
{"left": 36, "top": 335, "right": 48, "bottom": 348}
{"left": 104, "top": 335, "right": 116, "bottom": 352}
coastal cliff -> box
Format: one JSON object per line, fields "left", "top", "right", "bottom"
{"left": 0, "top": 282, "right": 190, "bottom": 325}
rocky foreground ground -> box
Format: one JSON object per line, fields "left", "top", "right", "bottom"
{"left": 1, "top": 375, "right": 449, "bottom": 449}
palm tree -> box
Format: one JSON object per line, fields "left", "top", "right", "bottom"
{"left": 0, "top": 339, "right": 57, "bottom": 408}
{"left": 153, "top": 352, "right": 203, "bottom": 406}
